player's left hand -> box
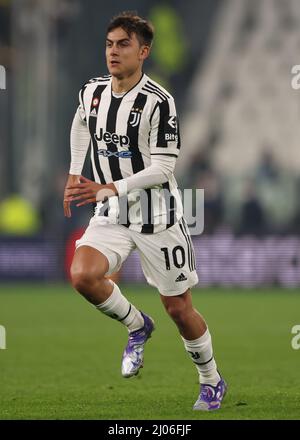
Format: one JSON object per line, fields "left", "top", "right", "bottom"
{"left": 66, "top": 175, "right": 118, "bottom": 207}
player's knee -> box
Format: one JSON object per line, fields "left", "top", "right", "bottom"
{"left": 70, "top": 265, "right": 104, "bottom": 294}
{"left": 70, "top": 269, "right": 94, "bottom": 293}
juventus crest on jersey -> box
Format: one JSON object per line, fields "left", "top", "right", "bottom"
{"left": 78, "top": 73, "right": 183, "bottom": 234}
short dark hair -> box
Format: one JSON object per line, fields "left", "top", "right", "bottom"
{"left": 106, "top": 11, "right": 154, "bottom": 47}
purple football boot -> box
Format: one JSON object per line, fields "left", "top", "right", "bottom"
{"left": 193, "top": 377, "right": 227, "bottom": 411}
{"left": 121, "top": 312, "right": 155, "bottom": 378}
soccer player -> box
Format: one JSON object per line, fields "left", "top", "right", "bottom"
{"left": 63, "top": 11, "right": 227, "bottom": 411}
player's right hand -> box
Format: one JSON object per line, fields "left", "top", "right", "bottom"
{"left": 63, "top": 174, "right": 81, "bottom": 218}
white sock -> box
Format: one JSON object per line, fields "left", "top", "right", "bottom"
{"left": 182, "top": 329, "right": 221, "bottom": 386}
{"left": 95, "top": 281, "right": 144, "bottom": 332}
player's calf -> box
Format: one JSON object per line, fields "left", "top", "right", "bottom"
{"left": 161, "top": 290, "right": 207, "bottom": 339}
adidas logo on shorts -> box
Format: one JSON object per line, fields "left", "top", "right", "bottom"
{"left": 175, "top": 273, "right": 187, "bottom": 282}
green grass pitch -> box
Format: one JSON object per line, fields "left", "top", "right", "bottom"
{"left": 0, "top": 283, "right": 300, "bottom": 420}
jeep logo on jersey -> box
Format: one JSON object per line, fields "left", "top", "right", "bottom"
{"left": 95, "top": 128, "right": 130, "bottom": 147}
{"left": 129, "top": 108, "right": 142, "bottom": 127}
{"left": 97, "top": 149, "right": 132, "bottom": 158}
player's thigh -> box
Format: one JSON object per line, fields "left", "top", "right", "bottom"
{"left": 75, "top": 218, "right": 136, "bottom": 276}
{"left": 132, "top": 217, "right": 199, "bottom": 296}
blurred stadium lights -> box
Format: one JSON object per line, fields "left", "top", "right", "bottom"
{"left": 11, "top": 0, "right": 59, "bottom": 207}
{"left": 0, "top": 194, "right": 40, "bottom": 234}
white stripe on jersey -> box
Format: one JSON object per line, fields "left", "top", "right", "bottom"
{"left": 78, "top": 73, "right": 182, "bottom": 233}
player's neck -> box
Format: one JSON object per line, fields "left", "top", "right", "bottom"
{"left": 111, "top": 69, "right": 143, "bottom": 94}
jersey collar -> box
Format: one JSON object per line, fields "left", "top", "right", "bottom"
{"left": 109, "top": 72, "right": 148, "bottom": 100}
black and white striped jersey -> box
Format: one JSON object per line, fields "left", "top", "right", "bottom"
{"left": 78, "top": 73, "right": 183, "bottom": 233}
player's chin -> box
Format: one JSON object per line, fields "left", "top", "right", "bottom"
{"left": 109, "top": 66, "right": 126, "bottom": 78}
{"left": 108, "top": 64, "right": 122, "bottom": 73}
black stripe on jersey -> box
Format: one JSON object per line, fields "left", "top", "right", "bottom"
{"left": 141, "top": 189, "right": 154, "bottom": 233}
{"left": 127, "top": 93, "right": 147, "bottom": 173}
{"left": 179, "top": 218, "right": 193, "bottom": 272}
{"left": 182, "top": 218, "right": 196, "bottom": 270}
{"left": 89, "top": 84, "right": 107, "bottom": 185}
{"left": 143, "top": 83, "right": 167, "bottom": 102}
{"left": 151, "top": 153, "right": 178, "bottom": 157}
{"left": 156, "top": 99, "right": 170, "bottom": 148}
{"left": 142, "top": 86, "right": 166, "bottom": 102}
{"left": 106, "top": 96, "right": 124, "bottom": 181}
{"left": 90, "top": 145, "right": 97, "bottom": 215}
{"left": 118, "top": 195, "right": 131, "bottom": 229}
{"left": 146, "top": 80, "right": 170, "bottom": 99}
{"left": 162, "top": 182, "right": 175, "bottom": 229}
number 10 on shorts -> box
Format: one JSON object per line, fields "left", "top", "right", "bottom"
{"left": 161, "top": 246, "right": 186, "bottom": 270}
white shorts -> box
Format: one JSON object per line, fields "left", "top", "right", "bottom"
{"left": 75, "top": 216, "right": 198, "bottom": 296}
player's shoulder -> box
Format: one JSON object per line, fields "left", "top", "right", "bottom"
{"left": 142, "top": 75, "right": 174, "bottom": 103}
{"left": 80, "top": 74, "right": 111, "bottom": 92}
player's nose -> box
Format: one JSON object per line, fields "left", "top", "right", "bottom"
{"left": 109, "top": 43, "right": 119, "bottom": 55}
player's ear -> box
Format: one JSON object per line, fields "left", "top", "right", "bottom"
{"left": 140, "top": 45, "right": 150, "bottom": 61}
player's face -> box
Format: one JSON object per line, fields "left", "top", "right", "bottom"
{"left": 106, "top": 27, "right": 149, "bottom": 79}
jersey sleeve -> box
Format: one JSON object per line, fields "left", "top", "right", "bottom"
{"left": 149, "top": 97, "right": 181, "bottom": 157}
{"left": 77, "top": 85, "right": 87, "bottom": 122}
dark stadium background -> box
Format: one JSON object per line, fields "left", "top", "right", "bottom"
{"left": 0, "top": 0, "right": 300, "bottom": 421}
